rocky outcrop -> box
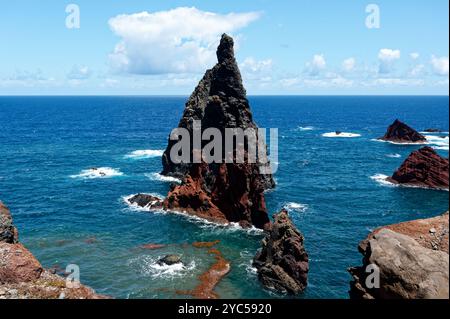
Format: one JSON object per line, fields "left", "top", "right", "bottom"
{"left": 253, "top": 210, "right": 309, "bottom": 294}
{"left": 127, "top": 193, "right": 163, "bottom": 210}
{"left": 387, "top": 146, "right": 449, "bottom": 190}
{"left": 158, "top": 254, "right": 182, "bottom": 266}
{"left": 160, "top": 34, "right": 274, "bottom": 229}
{"left": 348, "top": 212, "right": 449, "bottom": 299}
{"left": 379, "top": 119, "right": 427, "bottom": 143}
{"left": 0, "top": 201, "right": 105, "bottom": 299}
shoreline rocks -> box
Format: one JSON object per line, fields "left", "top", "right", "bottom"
{"left": 0, "top": 201, "right": 106, "bottom": 299}
{"left": 379, "top": 119, "right": 427, "bottom": 143}
{"left": 348, "top": 212, "right": 449, "bottom": 299}
{"left": 253, "top": 210, "right": 309, "bottom": 294}
{"left": 127, "top": 193, "right": 164, "bottom": 210}
{"left": 387, "top": 146, "right": 449, "bottom": 190}
{"left": 160, "top": 34, "right": 274, "bottom": 230}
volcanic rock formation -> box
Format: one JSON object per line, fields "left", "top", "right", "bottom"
{"left": 160, "top": 34, "right": 275, "bottom": 229}
{"left": 379, "top": 119, "right": 427, "bottom": 143}
{"left": 0, "top": 201, "right": 105, "bottom": 299}
{"left": 253, "top": 209, "right": 309, "bottom": 294}
{"left": 387, "top": 146, "right": 449, "bottom": 190}
{"left": 348, "top": 212, "right": 449, "bottom": 299}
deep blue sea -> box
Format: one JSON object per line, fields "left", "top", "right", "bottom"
{"left": 0, "top": 96, "right": 448, "bottom": 299}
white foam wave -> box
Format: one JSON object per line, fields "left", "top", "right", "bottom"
{"left": 322, "top": 132, "right": 361, "bottom": 138}
{"left": 370, "top": 174, "right": 397, "bottom": 187}
{"left": 70, "top": 167, "right": 123, "bottom": 179}
{"left": 124, "top": 149, "right": 164, "bottom": 159}
{"left": 371, "top": 139, "right": 426, "bottom": 145}
{"left": 386, "top": 153, "right": 401, "bottom": 158}
{"left": 123, "top": 193, "right": 164, "bottom": 211}
{"left": 145, "top": 173, "right": 181, "bottom": 184}
{"left": 297, "top": 126, "right": 315, "bottom": 131}
{"left": 424, "top": 135, "right": 449, "bottom": 151}
{"left": 129, "top": 255, "right": 196, "bottom": 279}
{"left": 283, "top": 202, "right": 308, "bottom": 213}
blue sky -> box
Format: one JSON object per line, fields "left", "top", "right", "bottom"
{"left": 0, "top": 0, "right": 448, "bottom": 95}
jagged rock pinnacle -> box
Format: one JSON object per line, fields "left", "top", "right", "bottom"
{"left": 217, "top": 34, "right": 235, "bottom": 63}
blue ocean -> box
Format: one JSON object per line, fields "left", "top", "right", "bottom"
{"left": 0, "top": 96, "right": 448, "bottom": 299}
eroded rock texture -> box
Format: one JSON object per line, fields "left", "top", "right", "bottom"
{"left": 388, "top": 146, "right": 449, "bottom": 190}
{"left": 0, "top": 201, "right": 106, "bottom": 299}
{"left": 379, "top": 119, "right": 427, "bottom": 143}
{"left": 348, "top": 212, "right": 449, "bottom": 299}
{"left": 253, "top": 210, "right": 309, "bottom": 294}
{"left": 161, "top": 34, "right": 275, "bottom": 229}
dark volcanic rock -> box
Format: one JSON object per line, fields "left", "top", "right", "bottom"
{"left": 348, "top": 213, "right": 449, "bottom": 299}
{"left": 379, "top": 119, "right": 427, "bottom": 143}
{"left": 253, "top": 210, "right": 309, "bottom": 294}
{"left": 158, "top": 254, "right": 182, "bottom": 266}
{"left": 160, "top": 34, "right": 274, "bottom": 229}
{"left": 0, "top": 202, "right": 18, "bottom": 244}
{"left": 127, "top": 193, "right": 163, "bottom": 210}
{"left": 387, "top": 146, "right": 449, "bottom": 190}
{"left": 424, "top": 128, "right": 443, "bottom": 133}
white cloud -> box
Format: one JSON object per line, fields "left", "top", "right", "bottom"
{"left": 108, "top": 7, "right": 261, "bottom": 74}
{"left": 409, "top": 64, "right": 425, "bottom": 77}
{"left": 410, "top": 52, "right": 420, "bottom": 60}
{"left": 305, "top": 54, "right": 326, "bottom": 76}
{"left": 67, "top": 65, "right": 91, "bottom": 80}
{"left": 342, "top": 57, "right": 356, "bottom": 72}
{"left": 378, "top": 49, "right": 401, "bottom": 74}
{"left": 240, "top": 57, "right": 272, "bottom": 74}
{"left": 430, "top": 55, "right": 449, "bottom": 76}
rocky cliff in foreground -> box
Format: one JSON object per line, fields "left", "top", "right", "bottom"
{"left": 379, "top": 119, "right": 427, "bottom": 143}
{"left": 253, "top": 210, "right": 309, "bottom": 294}
{"left": 348, "top": 212, "right": 449, "bottom": 299}
{"left": 160, "top": 34, "right": 275, "bottom": 229}
{"left": 388, "top": 146, "right": 449, "bottom": 190}
{"left": 0, "top": 201, "right": 105, "bottom": 299}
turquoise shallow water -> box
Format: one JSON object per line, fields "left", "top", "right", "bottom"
{"left": 0, "top": 96, "right": 448, "bottom": 299}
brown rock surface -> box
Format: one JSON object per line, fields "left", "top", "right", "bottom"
{"left": 387, "top": 146, "right": 449, "bottom": 190}
{"left": 379, "top": 119, "right": 427, "bottom": 143}
{"left": 0, "top": 201, "right": 106, "bottom": 299}
{"left": 349, "top": 212, "right": 449, "bottom": 299}
{"left": 160, "top": 34, "right": 274, "bottom": 229}
{"left": 253, "top": 209, "right": 309, "bottom": 294}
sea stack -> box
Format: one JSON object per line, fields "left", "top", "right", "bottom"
{"left": 0, "top": 201, "right": 105, "bottom": 299}
{"left": 348, "top": 212, "right": 449, "bottom": 299}
{"left": 253, "top": 210, "right": 309, "bottom": 294}
{"left": 160, "top": 34, "right": 275, "bottom": 229}
{"left": 387, "top": 146, "right": 449, "bottom": 190}
{"left": 379, "top": 119, "right": 427, "bottom": 143}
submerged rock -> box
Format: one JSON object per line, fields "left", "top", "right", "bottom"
{"left": 253, "top": 210, "right": 309, "bottom": 294}
{"left": 0, "top": 201, "right": 106, "bottom": 299}
{"left": 160, "top": 34, "right": 274, "bottom": 229}
{"left": 348, "top": 212, "right": 449, "bottom": 299}
{"left": 387, "top": 146, "right": 449, "bottom": 190}
{"left": 379, "top": 119, "right": 427, "bottom": 143}
{"left": 424, "top": 128, "right": 443, "bottom": 133}
{"left": 158, "top": 254, "right": 182, "bottom": 266}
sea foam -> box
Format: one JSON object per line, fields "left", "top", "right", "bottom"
{"left": 322, "top": 132, "right": 361, "bottom": 138}
{"left": 124, "top": 149, "right": 164, "bottom": 159}
{"left": 70, "top": 167, "right": 123, "bottom": 179}
{"left": 145, "top": 173, "right": 182, "bottom": 184}
{"left": 370, "top": 174, "right": 397, "bottom": 187}
{"left": 283, "top": 202, "right": 308, "bottom": 213}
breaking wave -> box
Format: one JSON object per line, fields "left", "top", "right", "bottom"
{"left": 124, "top": 149, "right": 164, "bottom": 159}
{"left": 145, "top": 173, "right": 181, "bottom": 183}
{"left": 322, "top": 132, "right": 361, "bottom": 138}
{"left": 70, "top": 167, "right": 123, "bottom": 179}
